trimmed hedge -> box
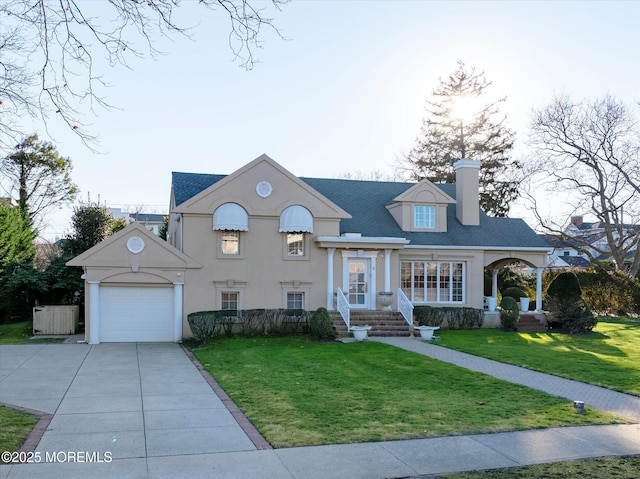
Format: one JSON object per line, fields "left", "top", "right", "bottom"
{"left": 187, "top": 309, "right": 310, "bottom": 342}
{"left": 414, "top": 306, "right": 484, "bottom": 329}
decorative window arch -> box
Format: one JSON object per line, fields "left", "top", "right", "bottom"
{"left": 213, "top": 203, "right": 249, "bottom": 231}
{"left": 279, "top": 205, "right": 313, "bottom": 233}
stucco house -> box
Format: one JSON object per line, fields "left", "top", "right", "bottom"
{"left": 68, "top": 154, "right": 551, "bottom": 343}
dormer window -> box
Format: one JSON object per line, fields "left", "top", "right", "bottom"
{"left": 414, "top": 205, "right": 436, "bottom": 229}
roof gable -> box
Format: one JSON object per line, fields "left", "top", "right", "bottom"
{"left": 391, "top": 179, "right": 455, "bottom": 204}
{"left": 172, "top": 154, "right": 350, "bottom": 219}
{"left": 67, "top": 222, "right": 200, "bottom": 268}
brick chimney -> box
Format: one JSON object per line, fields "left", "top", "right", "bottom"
{"left": 454, "top": 159, "right": 481, "bottom": 226}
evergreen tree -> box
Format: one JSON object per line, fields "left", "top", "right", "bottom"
{"left": 1, "top": 134, "right": 78, "bottom": 230}
{"left": 0, "top": 203, "right": 35, "bottom": 275}
{"left": 62, "top": 202, "right": 120, "bottom": 257}
{"left": 403, "top": 61, "right": 519, "bottom": 217}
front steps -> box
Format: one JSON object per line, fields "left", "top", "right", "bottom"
{"left": 329, "top": 311, "right": 411, "bottom": 337}
{"left": 516, "top": 313, "right": 548, "bottom": 333}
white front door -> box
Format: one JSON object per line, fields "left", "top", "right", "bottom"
{"left": 347, "top": 259, "right": 370, "bottom": 309}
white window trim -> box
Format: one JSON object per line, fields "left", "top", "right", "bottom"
{"left": 401, "top": 260, "right": 466, "bottom": 304}
{"left": 413, "top": 205, "right": 436, "bottom": 229}
{"left": 216, "top": 230, "right": 244, "bottom": 259}
{"left": 280, "top": 281, "right": 312, "bottom": 310}
{"left": 283, "top": 233, "right": 309, "bottom": 261}
{"left": 213, "top": 280, "right": 247, "bottom": 309}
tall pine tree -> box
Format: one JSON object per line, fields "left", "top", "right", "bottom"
{"left": 403, "top": 61, "right": 519, "bottom": 217}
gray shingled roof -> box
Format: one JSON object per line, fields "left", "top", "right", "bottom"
{"left": 172, "top": 172, "right": 226, "bottom": 207}
{"left": 172, "top": 172, "right": 550, "bottom": 249}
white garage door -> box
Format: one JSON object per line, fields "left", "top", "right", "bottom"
{"left": 99, "top": 286, "right": 173, "bottom": 342}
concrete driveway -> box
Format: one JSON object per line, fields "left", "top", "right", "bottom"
{"left": 0, "top": 343, "right": 271, "bottom": 478}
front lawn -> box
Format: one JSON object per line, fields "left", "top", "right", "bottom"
{"left": 0, "top": 406, "right": 38, "bottom": 457}
{"left": 0, "top": 321, "right": 67, "bottom": 344}
{"left": 194, "top": 338, "right": 622, "bottom": 448}
{"left": 439, "top": 317, "right": 640, "bottom": 396}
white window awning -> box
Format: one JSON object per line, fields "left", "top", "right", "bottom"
{"left": 213, "top": 203, "right": 249, "bottom": 231}
{"left": 279, "top": 205, "right": 313, "bottom": 233}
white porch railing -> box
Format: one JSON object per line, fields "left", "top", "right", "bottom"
{"left": 336, "top": 288, "right": 350, "bottom": 331}
{"left": 398, "top": 288, "right": 414, "bottom": 326}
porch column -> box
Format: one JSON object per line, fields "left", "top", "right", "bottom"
{"left": 536, "top": 268, "right": 543, "bottom": 312}
{"left": 173, "top": 282, "right": 184, "bottom": 342}
{"left": 384, "top": 249, "right": 392, "bottom": 292}
{"left": 326, "top": 248, "right": 335, "bottom": 310}
{"left": 88, "top": 281, "right": 100, "bottom": 344}
{"left": 492, "top": 269, "right": 498, "bottom": 297}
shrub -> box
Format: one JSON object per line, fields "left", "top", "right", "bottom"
{"left": 501, "top": 286, "right": 528, "bottom": 302}
{"left": 415, "top": 306, "right": 483, "bottom": 329}
{"left": 576, "top": 267, "right": 640, "bottom": 316}
{"left": 499, "top": 296, "right": 519, "bottom": 331}
{"left": 413, "top": 306, "right": 445, "bottom": 327}
{"left": 546, "top": 272, "right": 582, "bottom": 301}
{"left": 187, "top": 309, "right": 310, "bottom": 341}
{"left": 187, "top": 311, "right": 217, "bottom": 343}
{"left": 546, "top": 297, "right": 597, "bottom": 334}
{"left": 309, "top": 307, "right": 335, "bottom": 340}
{"left": 545, "top": 272, "right": 598, "bottom": 333}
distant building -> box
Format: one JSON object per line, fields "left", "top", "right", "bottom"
{"left": 543, "top": 214, "right": 639, "bottom": 270}
{"left": 109, "top": 208, "right": 166, "bottom": 235}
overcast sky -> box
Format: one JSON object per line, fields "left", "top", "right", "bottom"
{"left": 12, "top": 0, "right": 640, "bottom": 240}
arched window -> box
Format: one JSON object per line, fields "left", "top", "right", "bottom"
{"left": 280, "top": 205, "right": 313, "bottom": 257}
{"left": 213, "top": 203, "right": 248, "bottom": 256}
{"left": 213, "top": 203, "right": 249, "bottom": 231}
{"left": 279, "top": 205, "right": 313, "bottom": 233}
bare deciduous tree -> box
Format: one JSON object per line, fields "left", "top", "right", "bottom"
{"left": 0, "top": 0, "right": 285, "bottom": 149}
{"left": 525, "top": 95, "right": 640, "bottom": 277}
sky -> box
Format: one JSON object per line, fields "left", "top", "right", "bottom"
{"left": 8, "top": 0, "right": 640, "bottom": 240}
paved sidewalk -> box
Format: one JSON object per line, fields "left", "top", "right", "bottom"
{"left": 373, "top": 337, "right": 640, "bottom": 423}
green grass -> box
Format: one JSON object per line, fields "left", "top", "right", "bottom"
{"left": 0, "top": 406, "right": 38, "bottom": 458}
{"left": 444, "top": 455, "right": 640, "bottom": 478}
{"left": 0, "top": 321, "right": 66, "bottom": 344}
{"left": 439, "top": 317, "right": 640, "bottom": 396}
{"left": 194, "top": 337, "right": 623, "bottom": 447}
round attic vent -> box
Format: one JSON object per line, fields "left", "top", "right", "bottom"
{"left": 126, "top": 236, "right": 145, "bottom": 254}
{"left": 256, "top": 180, "right": 273, "bottom": 198}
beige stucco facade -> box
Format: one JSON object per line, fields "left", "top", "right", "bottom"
{"left": 69, "top": 154, "right": 550, "bottom": 343}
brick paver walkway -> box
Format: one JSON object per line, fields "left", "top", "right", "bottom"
{"left": 373, "top": 337, "right": 640, "bottom": 423}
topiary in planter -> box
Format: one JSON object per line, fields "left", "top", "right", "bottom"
{"left": 499, "top": 296, "right": 519, "bottom": 331}
{"left": 309, "top": 307, "right": 335, "bottom": 340}
{"left": 501, "top": 286, "right": 528, "bottom": 302}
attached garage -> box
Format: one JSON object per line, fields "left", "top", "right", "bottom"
{"left": 67, "top": 222, "right": 201, "bottom": 344}
{"left": 99, "top": 286, "right": 174, "bottom": 342}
